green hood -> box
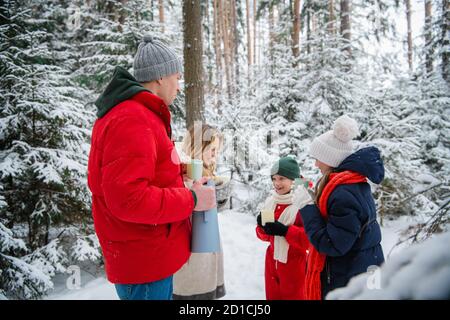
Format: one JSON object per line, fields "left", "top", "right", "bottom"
{"left": 95, "top": 66, "right": 149, "bottom": 118}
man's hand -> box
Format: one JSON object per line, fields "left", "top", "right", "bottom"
{"left": 191, "top": 177, "right": 216, "bottom": 211}
{"left": 183, "top": 174, "right": 194, "bottom": 188}
{"left": 263, "top": 221, "right": 288, "bottom": 237}
{"left": 181, "top": 163, "right": 188, "bottom": 175}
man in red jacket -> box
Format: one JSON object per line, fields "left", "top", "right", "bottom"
{"left": 87, "top": 34, "right": 216, "bottom": 300}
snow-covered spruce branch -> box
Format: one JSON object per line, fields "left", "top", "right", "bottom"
{"left": 399, "top": 182, "right": 444, "bottom": 205}
{"left": 388, "top": 200, "right": 450, "bottom": 257}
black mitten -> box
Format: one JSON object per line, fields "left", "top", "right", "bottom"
{"left": 263, "top": 221, "right": 288, "bottom": 236}
{"left": 256, "top": 213, "right": 262, "bottom": 227}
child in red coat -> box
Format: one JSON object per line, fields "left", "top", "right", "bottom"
{"left": 256, "top": 157, "right": 313, "bottom": 300}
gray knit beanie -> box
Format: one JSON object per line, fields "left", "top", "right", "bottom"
{"left": 133, "top": 35, "right": 182, "bottom": 82}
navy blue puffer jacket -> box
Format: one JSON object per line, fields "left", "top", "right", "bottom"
{"left": 300, "top": 147, "right": 385, "bottom": 298}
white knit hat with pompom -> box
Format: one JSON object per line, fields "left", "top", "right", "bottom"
{"left": 309, "top": 115, "right": 359, "bottom": 167}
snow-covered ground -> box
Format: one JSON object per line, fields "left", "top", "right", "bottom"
{"left": 46, "top": 208, "right": 417, "bottom": 300}
{"left": 328, "top": 231, "right": 450, "bottom": 300}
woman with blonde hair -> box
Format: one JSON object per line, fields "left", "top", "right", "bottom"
{"left": 173, "top": 123, "right": 226, "bottom": 300}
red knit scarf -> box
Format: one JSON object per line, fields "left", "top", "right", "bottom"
{"left": 304, "top": 170, "right": 367, "bottom": 300}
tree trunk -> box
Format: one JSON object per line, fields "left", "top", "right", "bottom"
{"left": 328, "top": 0, "right": 335, "bottom": 34}
{"left": 292, "top": 0, "right": 301, "bottom": 61}
{"left": 268, "top": 2, "right": 275, "bottom": 75}
{"left": 246, "top": 0, "right": 252, "bottom": 85}
{"left": 205, "top": 0, "right": 213, "bottom": 91}
{"left": 405, "top": 0, "right": 413, "bottom": 72}
{"left": 253, "top": 0, "right": 257, "bottom": 65}
{"left": 183, "top": 0, "right": 205, "bottom": 128}
{"left": 159, "top": 0, "right": 165, "bottom": 33}
{"left": 259, "top": 19, "right": 264, "bottom": 66}
{"left": 105, "top": 0, "right": 115, "bottom": 16}
{"left": 230, "top": 0, "right": 235, "bottom": 95}
{"left": 213, "top": 0, "right": 222, "bottom": 92}
{"left": 119, "top": 0, "right": 127, "bottom": 30}
{"left": 425, "top": 0, "right": 433, "bottom": 75}
{"left": 149, "top": 0, "right": 154, "bottom": 21}
{"left": 220, "top": 0, "right": 233, "bottom": 100}
{"left": 306, "top": 8, "right": 311, "bottom": 54}
{"left": 312, "top": 11, "right": 317, "bottom": 34}
{"left": 442, "top": 0, "right": 450, "bottom": 81}
{"left": 232, "top": 0, "right": 240, "bottom": 96}
{"left": 340, "top": 0, "right": 351, "bottom": 58}
{"left": 269, "top": 3, "right": 275, "bottom": 53}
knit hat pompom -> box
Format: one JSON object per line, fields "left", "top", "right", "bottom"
{"left": 133, "top": 35, "right": 182, "bottom": 83}
{"left": 309, "top": 114, "right": 358, "bottom": 167}
{"left": 333, "top": 115, "right": 359, "bottom": 143}
{"left": 143, "top": 34, "right": 154, "bottom": 43}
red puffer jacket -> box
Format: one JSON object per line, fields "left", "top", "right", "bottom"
{"left": 256, "top": 203, "right": 309, "bottom": 300}
{"left": 88, "top": 88, "right": 194, "bottom": 284}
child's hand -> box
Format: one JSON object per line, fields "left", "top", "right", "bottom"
{"left": 292, "top": 185, "right": 313, "bottom": 209}
{"left": 263, "top": 221, "right": 288, "bottom": 237}
{"left": 256, "top": 213, "right": 262, "bottom": 227}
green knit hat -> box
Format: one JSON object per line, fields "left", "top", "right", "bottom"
{"left": 270, "top": 157, "right": 300, "bottom": 180}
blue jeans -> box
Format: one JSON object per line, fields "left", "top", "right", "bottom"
{"left": 114, "top": 275, "right": 173, "bottom": 300}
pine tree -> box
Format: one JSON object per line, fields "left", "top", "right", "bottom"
{"left": 71, "top": 0, "right": 172, "bottom": 92}
{"left": 0, "top": 208, "right": 54, "bottom": 299}
{"left": 440, "top": 0, "right": 450, "bottom": 83}
{"left": 0, "top": 0, "right": 98, "bottom": 298}
{"left": 358, "top": 0, "right": 449, "bottom": 223}
{"left": 258, "top": 1, "right": 373, "bottom": 154}
{"left": 1, "top": 184, "right": 54, "bottom": 299}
